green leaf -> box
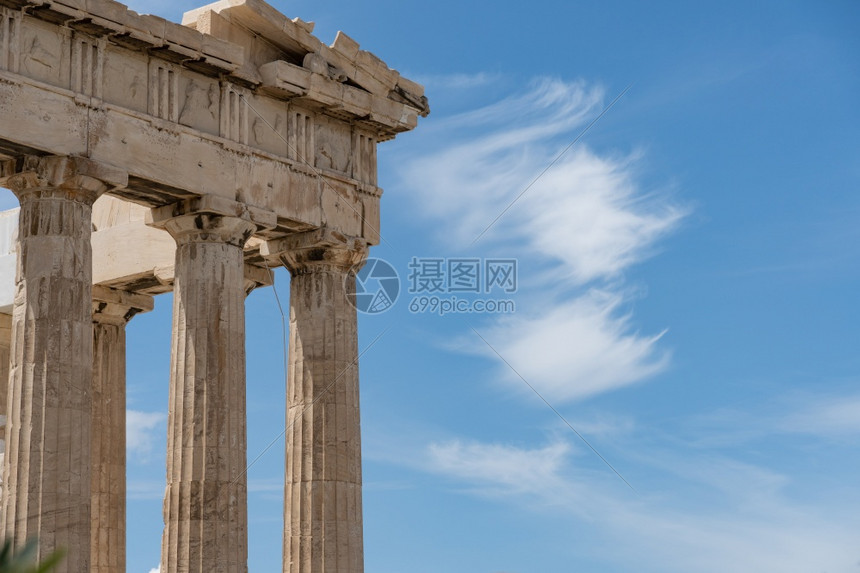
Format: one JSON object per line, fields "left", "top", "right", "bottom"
{"left": 0, "top": 539, "right": 65, "bottom": 573}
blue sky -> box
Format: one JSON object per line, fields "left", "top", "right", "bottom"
{"left": 4, "top": 0, "right": 860, "bottom": 571}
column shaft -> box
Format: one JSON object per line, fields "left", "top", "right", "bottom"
{"left": 159, "top": 214, "right": 255, "bottom": 573}
{"left": 91, "top": 316, "right": 125, "bottom": 573}
{"left": 277, "top": 232, "right": 367, "bottom": 573}
{"left": 0, "top": 313, "right": 11, "bottom": 494}
{"left": 1, "top": 186, "right": 101, "bottom": 570}
{"left": 91, "top": 287, "right": 153, "bottom": 573}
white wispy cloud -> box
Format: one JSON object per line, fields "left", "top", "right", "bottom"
{"left": 400, "top": 79, "right": 603, "bottom": 246}
{"left": 515, "top": 151, "right": 683, "bottom": 284}
{"left": 397, "top": 78, "right": 684, "bottom": 402}
{"left": 127, "top": 409, "right": 166, "bottom": 462}
{"left": 685, "top": 390, "right": 860, "bottom": 447}
{"left": 424, "top": 437, "right": 860, "bottom": 573}
{"left": 248, "top": 477, "right": 284, "bottom": 501}
{"left": 127, "top": 479, "right": 165, "bottom": 501}
{"left": 428, "top": 440, "right": 570, "bottom": 498}
{"left": 413, "top": 72, "right": 502, "bottom": 90}
{"left": 248, "top": 478, "right": 283, "bottom": 493}
{"left": 778, "top": 393, "right": 860, "bottom": 436}
{"left": 471, "top": 290, "right": 670, "bottom": 402}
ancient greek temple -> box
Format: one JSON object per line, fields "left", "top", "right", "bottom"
{"left": 0, "top": 0, "right": 428, "bottom": 570}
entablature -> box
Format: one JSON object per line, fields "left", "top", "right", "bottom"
{"left": 0, "top": 0, "right": 424, "bottom": 249}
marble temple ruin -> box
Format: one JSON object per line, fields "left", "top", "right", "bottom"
{"left": 0, "top": 0, "right": 429, "bottom": 570}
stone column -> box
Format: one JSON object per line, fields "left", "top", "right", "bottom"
{"left": 265, "top": 229, "right": 368, "bottom": 573}
{"left": 0, "top": 155, "right": 126, "bottom": 571}
{"left": 0, "top": 313, "right": 11, "bottom": 494}
{"left": 91, "top": 286, "right": 154, "bottom": 573}
{"left": 148, "top": 197, "right": 275, "bottom": 573}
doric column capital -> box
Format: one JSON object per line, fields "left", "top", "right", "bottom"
{"left": 280, "top": 228, "right": 366, "bottom": 571}
{"left": 0, "top": 155, "right": 127, "bottom": 205}
{"left": 92, "top": 286, "right": 154, "bottom": 326}
{"left": 263, "top": 228, "right": 368, "bottom": 276}
{"left": 158, "top": 214, "right": 257, "bottom": 248}
{"left": 1, "top": 156, "right": 106, "bottom": 565}
{"left": 159, "top": 200, "right": 255, "bottom": 571}
{"left": 147, "top": 195, "right": 276, "bottom": 247}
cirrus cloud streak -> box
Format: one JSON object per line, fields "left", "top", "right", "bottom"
{"left": 396, "top": 77, "right": 684, "bottom": 402}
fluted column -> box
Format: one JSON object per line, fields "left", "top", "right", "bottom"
{"left": 0, "top": 155, "right": 126, "bottom": 571}
{"left": 0, "top": 313, "right": 11, "bottom": 495}
{"left": 265, "top": 229, "right": 368, "bottom": 573}
{"left": 148, "top": 197, "right": 275, "bottom": 573}
{"left": 91, "top": 286, "right": 154, "bottom": 573}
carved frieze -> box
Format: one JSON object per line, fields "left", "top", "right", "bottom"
{"left": 0, "top": 8, "right": 21, "bottom": 73}
{"left": 288, "top": 107, "right": 314, "bottom": 167}
{"left": 352, "top": 129, "right": 377, "bottom": 186}
{"left": 0, "top": 0, "right": 426, "bottom": 248}
{"left": 220, "top": 82, "right": 249, "bottom": 144}
{"left": 103, "top": 47, "right": 147, "bottom": 113}
{"left": 19, "top": 17, "right": 69, "bottom": 88}
{"left": 178, "top": 76, "right": 219, "bottom": 136}
{"left": 148, "top": 60, "right": 180, "bottom": 123}
{"left": 314, "top": 115, "right": 350, "bottom": 175}
{"left": 71, "top": 34, "right": 104, "bottom": 99}
{"left": 246, "top": 96, "right": 286, "bottom": 156}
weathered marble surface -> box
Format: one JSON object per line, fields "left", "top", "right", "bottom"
{"left": 0, "top": 312, "right": 10, "bottom": 492}
{"left": 0, "top": 155, "right": 125, "bottom": 571}
{"left": 91, "top": 286, "right": 153, "bottom": 573}
{"left": 150, "top": 199, "right": 274, "bottom": 573}
{"left": 0, "top": 0, "right": 427, "bottom": 570}
{"left": 266, "top": 229, "right": 368, "bottom": 573}
{"left": 0, "top": 0, "right": 427, "bottom": 244}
